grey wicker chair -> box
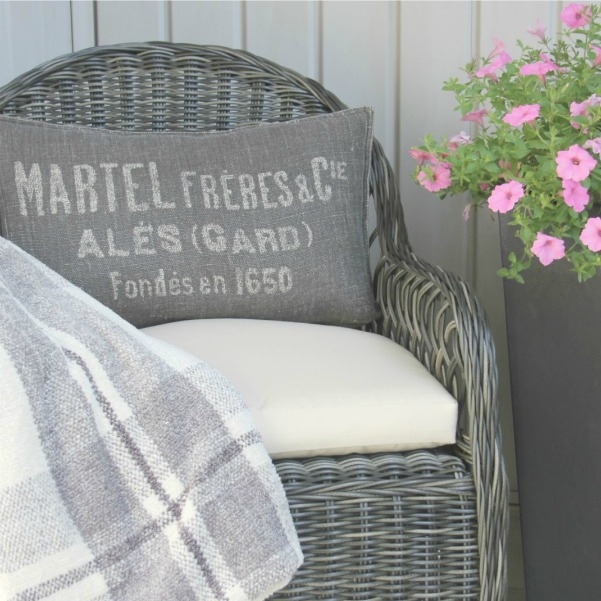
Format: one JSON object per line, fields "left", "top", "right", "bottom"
{"left": 0, "top": 42, "right": 508, "bottom": 600}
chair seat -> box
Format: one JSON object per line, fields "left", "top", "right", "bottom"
{"left": 141, "top": 319, "right": 458, "bottom": 458}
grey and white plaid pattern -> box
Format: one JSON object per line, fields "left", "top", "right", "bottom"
{"left": 0, "top": 237, "right": 302, "bottom": 601}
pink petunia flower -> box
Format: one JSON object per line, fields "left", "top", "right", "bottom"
{"left": 488, "top": 37, "right": 506, "bottom": 59}
{"left": 580, "top": 217, "right": 601, "bottom": 251}
{"left": 527, "top": 19, "right": 547, "bottom": 41}
{"left": 496, "top": 51, "right": 513, "bottom": 67}
{"left": 417, "top": 162, "right": 452, "bottom": 192}
{"left": 462, "top": 109, "right": 488, "bottom": 127}
{"left": 487, "top": 180, "right": 525, "bottom": 213}
{"left": 520, "top": 62, "right": 556, "bottom": 77}
{"left": 556, "top": 144, "right": 597, "bottom": 181}
{"left": 540, "top": 53, "right": 565, "bottom": 72}
{"left": 503, "top": 104, "right": 540, "bottom": 127}
{"left": 409, "top": 148, "right": 437, "bottom": 165}
{"left": 592, "top": 45, "right": 601, "bottom": 66}
{"left": 475, "top": 63, "right": 498, "bottom": 81}
{"left": 561, "top": 179, "right": 589, "bottom": 212}
{"left": 569, "top": 94, "right": 601, "bottom": 128}
{"left": 571, "top": 99, "right": 590, "bottom": 117}
{"left": 560, "top": 3, "right": 592, "bottom": 28}
{"left": 519, "top": 57, "right": 559, "bottom": 84}
{"left": 570, "top": 99, "right": 591, "bottom": 129}
{"left": 531, "top": 233, "right": 566, "bottom": 266}
{"left": 475, "top": 51, "right": 512, "bottom": 81}
{"left": 584, "top": 137, "right": 601, "bottom": 155}
{"left": 448, "top": 131, "right": 472, "bottom": 151}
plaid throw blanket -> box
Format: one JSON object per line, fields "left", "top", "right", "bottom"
{"left": 0, "top": 237, "right": 302, "bottom": 601}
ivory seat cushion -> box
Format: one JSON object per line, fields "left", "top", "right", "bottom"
{"left": 141, "top": 319, "right": 458, "bottom": 459}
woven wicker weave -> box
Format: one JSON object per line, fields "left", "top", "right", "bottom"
{"left": 0, "top": 42, "right": 508, "bottom": 600}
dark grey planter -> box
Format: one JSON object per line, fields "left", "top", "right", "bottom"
{"left": 500, "top": 220, "right": 601, "bottom": 601}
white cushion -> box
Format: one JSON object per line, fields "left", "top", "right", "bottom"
{"left": 141, "top": 319, "right": 457, "bottom": 459}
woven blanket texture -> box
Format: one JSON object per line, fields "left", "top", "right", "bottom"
{"left": 0, "top": 236, "right": 302, "bottom": 601}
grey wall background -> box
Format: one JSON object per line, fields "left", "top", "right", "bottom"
{"left": 3, "top": 1, "right": 593, "bottom": 598}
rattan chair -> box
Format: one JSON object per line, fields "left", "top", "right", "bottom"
{"left": 0, "top": 42, "right": 508, "bottom": 600}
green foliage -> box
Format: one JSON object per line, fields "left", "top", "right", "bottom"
{"left": 411, "top": 4, "right": 601, "bottom": 281}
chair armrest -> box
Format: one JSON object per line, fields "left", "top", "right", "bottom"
{"left": 372, "top": 250, "right": 509, "bottom": 600}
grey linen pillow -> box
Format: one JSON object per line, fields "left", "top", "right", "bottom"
{"left": 0, "top": 108, "right": 378, "bottom": 327}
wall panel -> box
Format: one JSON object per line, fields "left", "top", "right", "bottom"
{"left": 70, "top": 0, "right": 95, "bottom": 51}
{"left": 96, "top": 0, "right": 169, "bottom": 45}
{"left": 171, "top": 1, "right": 242, "bottom": 48}
{"left": 246, "top": 1, "right": 316, "bottom": 77}
{"left": 322, "top": 1, "right": 396, "bottom": 162}
{"left": 399, "top": 1, "right": 474, "bottom": 283}
{"left": 321, "top": 1, "right": 398, "bottom": 248}
{"left": 0, "top": 0, "right": 72, "bottom": 87}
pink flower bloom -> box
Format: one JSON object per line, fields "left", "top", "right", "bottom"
{"left": 497, "top": 51, "right": 513, "bottom": 67}
{"left": 417, "top": 163, "right": 452, "bottom": 192}
{"left": 561, "top": 179, "right": 589, "bottom": 212}
{"left": 448, "top": 131, "right": 472, "bottom": 151}
{"left": 519, "top": 57, "right": 558, "bottom": 83}
{"left": 556, "top": 144, "right": 597, "bottom": 181}
{"left": 531, "top": 233, "right": 566, "bottom": 266}
{"left": 487, "top": 180, "right": 525, "bottom": 213}
{"left": 527, "top": 19, "right": 547, "bottom": 40}
{"left": 475, "top": 63, "right": 500, "bottom": 81}
{"left": 462, "top": 109, "right": 488, "bottom": 127}
{"left": 584, "top": 137, "right": 601, "bottom": 155}
{"left": 488, "top": 37, "right": 506, "bottom": 59}
{"left": 519, "top": 62, "right": 556, "bottom": 77}
{"left": 571, "top": 99, "right": 590, "bottom": 117}
{"left": 475, "top": 51, "right": 512, "bottom": 81}
{"left": 570, "top": 99, "right": 590, "bottom": 129}
{"left": 560, "top": 3, "right": 591, "bottom": 28}
{"left": 580, "top": 217, "right": 601, "bottom": 251}
{"left": 503, "top": 104, "right": 540, "bottom": 127}
{"left": 540, "top": 53, "right": 564, "bottom": 72}
{"left": 592, "top": 45, "right": 601, "bottom": 66}
{"left": 570, "top": 94, "right": 600, "bottom": 114}
{"left": 570, "top": 95, "right": 601, "bottom": 128}
{"left": 409, "top": 148, "right": 437, "bottom": 165}
{"left": 589, "top": 94, "right": 601, "bottom": 106}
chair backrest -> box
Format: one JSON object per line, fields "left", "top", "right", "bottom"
{"left": 0, "top": 42, "right": 408, "bottom": 262}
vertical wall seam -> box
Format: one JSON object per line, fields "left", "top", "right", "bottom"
{"left": 69, "top": 1, "right": 75, "bottom": 51}
{"left": 308, "top": 0, "right": 318, "bottom": 81}
{"left": 93, "top": 0, "right": 99, "bottom": 47}
{"left": 156, "top": 0, "right": 169, "bottom": 41}
{"left": 232, "top": 1, "right": 244, "bottom": 50}
{"left": 468, "top": 0, "right": 482, "bottom": 289}
{"left": 165, "top": 0, "right": 173, "bottom": 42}
{"left": 241, "top": 0, "right": 247, "bottom": 51}
{"left": 392, "top": 0, "right": 401, "bottom": 180}
{"left": 315, "top": 0, "right": 323, "bottom": 83}
{"left": 550, "top": 0, "right": 562, "bottom": 40}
